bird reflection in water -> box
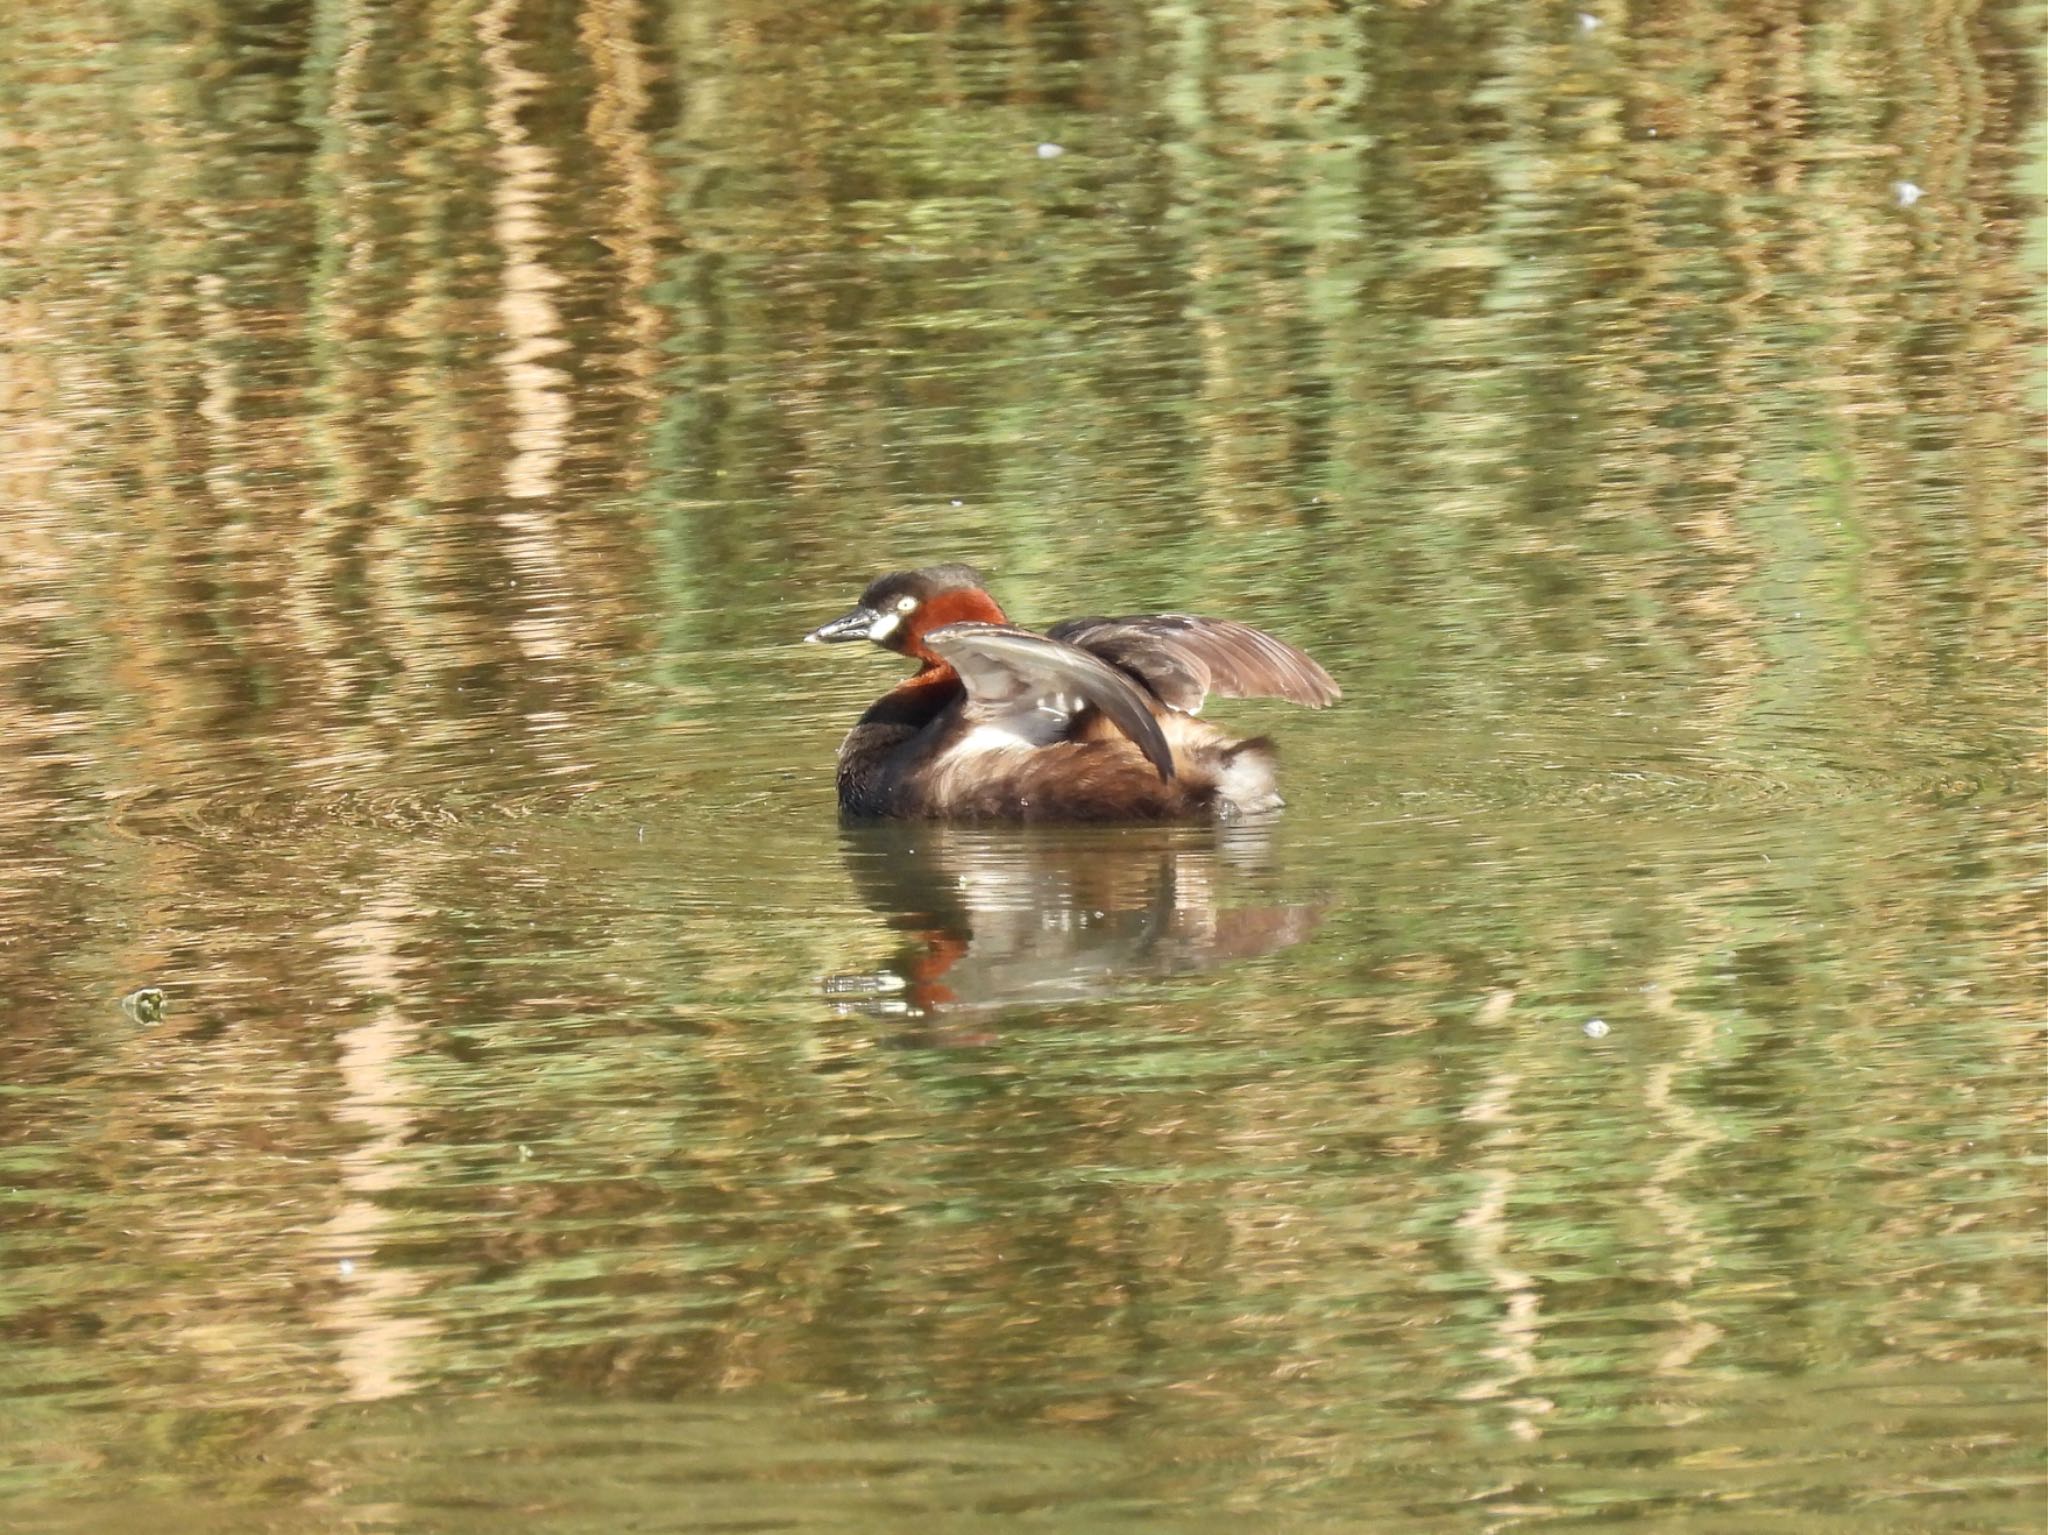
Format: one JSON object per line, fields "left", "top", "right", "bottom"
{"left": 824, "top": 821, "right": 1323, "bottom": 1030}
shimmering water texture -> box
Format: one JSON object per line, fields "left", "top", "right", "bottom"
{"left": 1, "top": 1, "right": 2042, "bottom": 1531}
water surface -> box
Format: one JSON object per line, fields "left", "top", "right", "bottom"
{"left": 1, "top": 0, "right": 2042, "bottom": 1530}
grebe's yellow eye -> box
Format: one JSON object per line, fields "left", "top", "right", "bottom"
{"left": 896, "top": 594, "right": 918, "bottom": 613}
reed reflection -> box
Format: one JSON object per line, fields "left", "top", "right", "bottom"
{"left": 826, "top": 822, "right": 1323, "bottom": 1021}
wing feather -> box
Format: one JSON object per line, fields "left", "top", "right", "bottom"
{"left": 1046, "top": 615, "right": 1340, "bottom": 713}
{"left": 924, "top": 623, "right": 1176, "bottom": 781}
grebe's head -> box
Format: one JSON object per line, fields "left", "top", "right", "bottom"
{"left": 804, "top": 564, "right": 1005, "bottom": 660}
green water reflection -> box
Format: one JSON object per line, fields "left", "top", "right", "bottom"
{"left": 1, "top": 0, "right": 2041, "bottom": 1529}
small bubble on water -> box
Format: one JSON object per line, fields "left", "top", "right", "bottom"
{"left": 950, "top": 499, "right": 963, "bottom": 507}
{"left": 338, "top": 1258, "right": 356, "bottom": 1278}
{"left": 1036, "top": 142, "right": 1065, "bottom": 160}
{"left": 1577, "top": 12, "right": 1601, "bottom": 31}
{"left": 1895, "top": 181, "right": 1923, "bottom": 207}
{"left": 121, "top": 987, "right": 167, "bottom": 1024}
{"left": 1583, "top": 1018, "right": 1611, "bottom": 1038}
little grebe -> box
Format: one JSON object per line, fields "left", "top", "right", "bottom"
{"left": 805, "top": 564, "right": 1339, "bottom": 821}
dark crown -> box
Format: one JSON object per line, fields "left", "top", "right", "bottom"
{"left": 859, "top": 563, "right": 989, "bottom": 609}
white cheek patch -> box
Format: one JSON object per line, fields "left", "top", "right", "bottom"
{"left": 868, "top": 611, "right": 901, "bottom": 641}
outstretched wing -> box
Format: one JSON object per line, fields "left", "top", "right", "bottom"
{"left": 924, "top": 622, "right": 1176, "bottom": 781}
{"left": 1046, "top": 614, "right": 1340, "bottom": 714}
